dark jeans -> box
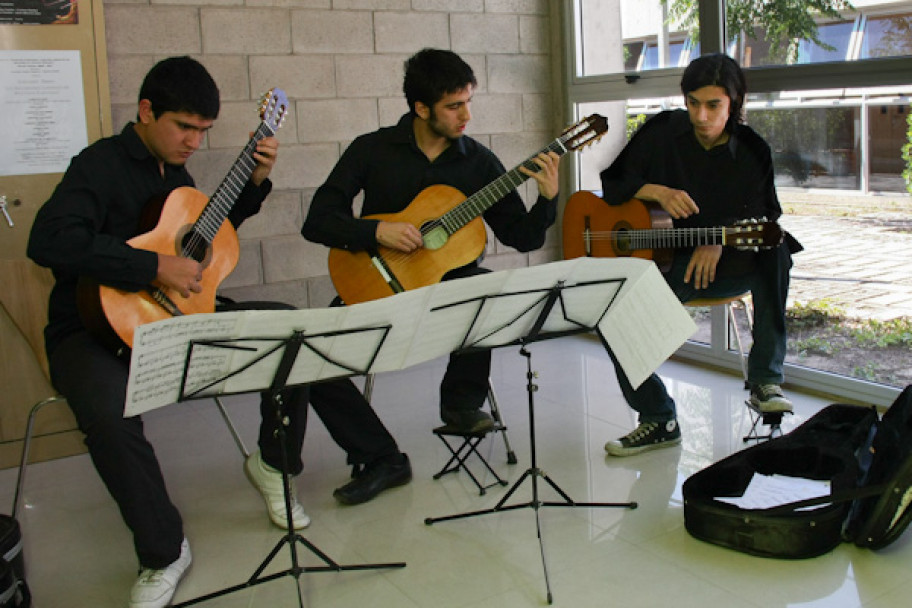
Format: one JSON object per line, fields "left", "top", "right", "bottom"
{"left": 605, "top": 245, "right": 791, "bottom": 424}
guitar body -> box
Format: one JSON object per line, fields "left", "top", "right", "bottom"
{"left": 79, "top": 186, "right": 240, "bottom": 351}
{"left": 328, "top": 184, "right": 487, "bottom": 305}
{"left": 562, "top": 191, "right": 674, "bottom": 270}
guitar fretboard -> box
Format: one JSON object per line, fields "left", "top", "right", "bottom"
{"left": 427, "top": 137, "right": 570, "bottom": 237}
{"left": 188, "top": 122, "right": 276, "bottom": 251}
{"left": 619, "top": 227, "right": 728, "bottom": 250}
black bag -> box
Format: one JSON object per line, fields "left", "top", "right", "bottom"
{"left": 683, "top": 386, "right": 912, "bottom": 559}
{"left": 0, "top": 516, "right": 29, "bottom": 608}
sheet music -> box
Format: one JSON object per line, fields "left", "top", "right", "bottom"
{"left": 596, "top": 260, "right": 697, "bottom": 388}
{"left": 126, "top": 312, "right": 245, "bottom": 413}
{"left": 716, "top": 474, "right": 832, "bottom": 511}
{"left": 125, "top": 257, "right": 696, "bottom": 416}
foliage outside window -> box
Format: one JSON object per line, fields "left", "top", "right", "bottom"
{"left": 662, "top": 0, "right": 855, "bottom": 62}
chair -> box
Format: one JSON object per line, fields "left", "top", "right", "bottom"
{"left": 683, "top": 292, "right": 753, "bottom": 386}
{"left": 683, "top": 293, "right": 785, "bottom": 442}
{"left": 364, "top": 374, "right": 516, "bottom": 495}
{"left": 7, "top": 265, "right": 251, "bottom": 518}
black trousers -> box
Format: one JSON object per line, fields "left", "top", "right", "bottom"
{"left": 48, "top": 302, "right": 398, "bottom": 569}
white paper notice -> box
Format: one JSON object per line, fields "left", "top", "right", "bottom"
{"left": 0, "top": 50, "right": 89, "bottom": 176}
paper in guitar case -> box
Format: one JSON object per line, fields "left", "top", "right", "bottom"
{"left": 683, "top": 386, "right": 912, "bottom": 559}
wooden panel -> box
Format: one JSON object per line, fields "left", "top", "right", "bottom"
{"left": 0, "top": 0, "right": 109, "bottom": 470}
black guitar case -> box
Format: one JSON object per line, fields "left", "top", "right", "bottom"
{"left": 682, "top": 385, "right": 912, "bottom": 559}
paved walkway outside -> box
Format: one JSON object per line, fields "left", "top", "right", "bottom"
{"left": 779, "top": 189, "right": 912, "bottom": 321}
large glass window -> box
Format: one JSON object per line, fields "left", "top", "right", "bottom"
{"left": 860, "top": 12, "right": 912, "bottom": 58}
{"left": 567, "top": 0, "right": 912, "bottom": 406}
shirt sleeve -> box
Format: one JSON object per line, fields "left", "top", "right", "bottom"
{"left": 599, "top": 113, "right": 668, "bottom": 205}
{"left": 27, "top": 151, "right": 158, "bottom": 292}
{"left": 479, "top": 153, "right": 558, "bottom": 252}
{"left": 301, "top": 136, "right": 380, "bottom": 251}
{"left": 228, "top": 178, "right": 271, "bottom": 228}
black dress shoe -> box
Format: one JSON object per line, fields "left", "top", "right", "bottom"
{"left": 440, "top": 409, "right": 495, "bottom": 433}
{"left": 333, "top": 453, "right": 412, "bottom": 505}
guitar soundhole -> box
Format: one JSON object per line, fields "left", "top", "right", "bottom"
{"left": 613, "top": 222, "right": 634, "bottom": 257}
{"left": 179, "top": 229, "right": 211, "bottom": 266}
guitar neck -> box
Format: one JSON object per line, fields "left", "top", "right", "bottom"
{"left": 435, "top": 137, "right": 569, "bottom": 236}
{"left": 629, "top": 226, "right": 729, "bottom": 250}
{"left": 192, "top": 122, "right": 276, "bottom": 247}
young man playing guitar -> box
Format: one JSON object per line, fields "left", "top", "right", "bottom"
{"left": 599, "top": 54, "right": 802, "bottom": 457}
{"left": 28, "top": 57, "right": 312, "bottom": 608}
{"left": 302, "top": 48, "right": 561, "bottom": 436}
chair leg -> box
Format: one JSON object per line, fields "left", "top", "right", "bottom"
{"left": 12, "top": 395, "right": 67, "bottom": 519}
{"left": 214, "top": 397, "right": 249, "bottom": 459}
{"left": 485, "top": 380, "right": 517, "bottom": 465}
{"left": 726, "top": 302, "right": 749, "bottom": 387}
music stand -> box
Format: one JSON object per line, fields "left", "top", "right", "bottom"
{"left": 170, "top": 325, "right": 406, "bottom": 608}
{"left": 423, "top": 279, "right": 639, "bottom": 604}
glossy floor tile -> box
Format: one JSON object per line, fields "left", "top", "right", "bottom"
{"left": 3, "top": 334, "right": 910, "bottom": 607}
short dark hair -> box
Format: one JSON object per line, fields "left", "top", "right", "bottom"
{"left": 680, "top": 53, "right": 746, "bottom": 132}
{"left": 403, "top": 48, "right": 477, "bottom": 115}
{"left": 138, "top": 56, "right": 220, "bottom": 120}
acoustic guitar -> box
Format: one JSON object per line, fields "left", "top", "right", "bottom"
{"left": 78, "top": 88, "right": 289, "bottom": 353}
{"left": 327, "top": 114, "right": 609, "bottom": 305}
{"left": 561, "top": 190, "right": 783, "bottom": 271}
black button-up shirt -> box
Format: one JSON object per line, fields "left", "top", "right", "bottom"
{"left": 27, "top": 123, "right": 270, "bottom": 354}
{"left": 302, "top": 113, "right": 557, "bottom": 254}
{"left": 600, "top": 109, "right": 782, "bottom": 276}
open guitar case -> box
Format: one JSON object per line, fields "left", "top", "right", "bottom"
{"left": 682, "top": 385, "right": 912, "bottom": 559}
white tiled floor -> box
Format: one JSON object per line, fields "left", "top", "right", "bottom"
{"left": 4, "top": 334, "right": 911, "bottom": 607}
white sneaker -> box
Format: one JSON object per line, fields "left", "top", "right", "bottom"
{"left": 244, "top": 451, "right": 311, "bottom": 530}
{"left": 130, "top": 537, "right": 191, "bottom": 608}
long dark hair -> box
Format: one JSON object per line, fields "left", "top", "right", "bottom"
{"left": 680, "top": 53, "right": 746, "bottom": 132}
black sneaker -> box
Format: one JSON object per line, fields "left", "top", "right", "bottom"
{"left": 749, "top": 384, "right": 793, "bottom": 413}
{"left": 440, "top": 409, "right": 495, "bottom": 433}
{"left": 604, "top": 420, "right": 681, "bottom": 457}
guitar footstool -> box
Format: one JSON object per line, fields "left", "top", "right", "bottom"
{"left": 432, "top": 423, "right": 509, "bottom": 495}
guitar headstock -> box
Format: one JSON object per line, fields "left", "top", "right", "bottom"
{"left": 259, "top": 88, "right": 289, "bottom": 134}
{"left": 560, "top": 114, "right": 609, "bottom": 152}
{"left": 727, "top": 218, "right": 784, "bottom": 250}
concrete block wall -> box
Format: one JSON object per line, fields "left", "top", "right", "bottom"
{"left": 103, "top": 0, "right": 562, "bottom": 310}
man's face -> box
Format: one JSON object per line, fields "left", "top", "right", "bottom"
{"left": 685, "top": 85, "right": 731, "bottom": 149}
{"left": 424, "top": 86, "right": 473, "bottom": 141}
{"left": 137, "top": 100, "right": 214, "bottom": 166}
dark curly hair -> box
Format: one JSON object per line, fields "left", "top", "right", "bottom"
{"left": 403, "top": 48, "right": 477, "bottom": 115}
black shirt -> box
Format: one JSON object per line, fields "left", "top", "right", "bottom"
{"left": 302, "top": 113, "right": 557, "bottom": 254}
{"left": 27, "top": 123, "right": 271, "bottom": 355}
{"left": 600, "top": 110, "right": 782, "bottom": 275}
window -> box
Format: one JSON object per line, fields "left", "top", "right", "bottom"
{"left": 566, "top": 1, "right": 912, "bottom": 406}
{"left": 860, "top": 12, "right": 912, "bottom": 59}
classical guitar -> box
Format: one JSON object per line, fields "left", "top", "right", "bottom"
{"left": 78, "top": 88, "right": 289, "bottom": 353}
{"left": 561, "top": 190, "right": 783, "bottom": 272}
{"left": 327, "top": 114, "right": 609, "bottom": 305}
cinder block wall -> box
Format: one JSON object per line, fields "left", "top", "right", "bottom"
{"left": 104, "top": 0, "right": 562, "bottom": 310}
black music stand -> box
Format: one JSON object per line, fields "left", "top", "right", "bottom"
{"left": 169, "top": 325, "right": 406, "bottom": 608}
{"left": 424, "top": 279, "right": 638, "bottom": 604}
